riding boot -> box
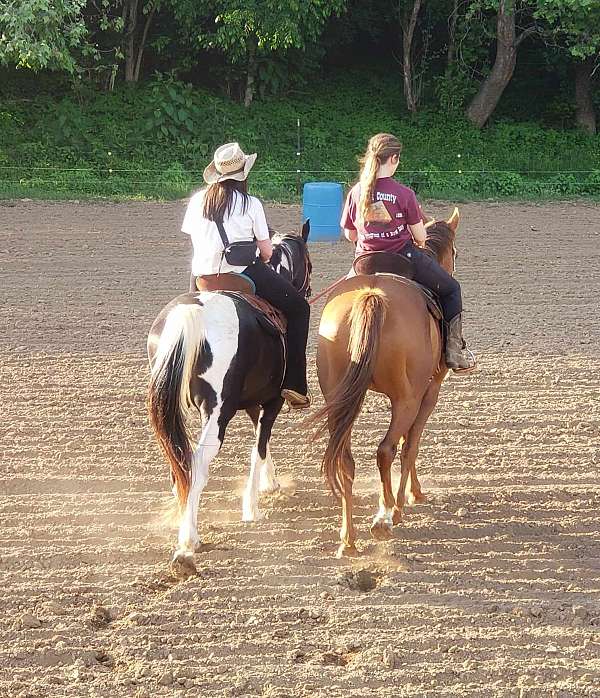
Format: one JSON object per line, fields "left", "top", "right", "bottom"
{"left": 445, "top": 314, "right": 477, "bottom": 374}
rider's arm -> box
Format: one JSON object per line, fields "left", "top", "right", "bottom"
{"left": 252, "top": 198, "right": 271, "bottom": 261}
{"left": 257, "top": 238, "right": 273, "bottom": 262}
{"left": 340, "top": 189, "right": 358, "bottom": 244}
{"left": 409, "top": 221, "right": 427, "bottom": 247}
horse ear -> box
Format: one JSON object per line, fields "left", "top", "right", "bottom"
{"left": 301, "top": 219, "right": 310, "bottom": 242}
{"left": 446, "top": 207, "right": 460, "bottom": 233}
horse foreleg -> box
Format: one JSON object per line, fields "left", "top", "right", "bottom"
{"left": 259, "top": 444, "right": 280, "bottom": 494}
{"left": 243, "top": 398, "right": 283, "bottom": 521}
{"left": 373, "top": 400, "right": 419, "bottom": 536}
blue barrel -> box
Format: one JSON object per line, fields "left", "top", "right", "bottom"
{"left": 302, "top": 182, "right": 343, "bottom": 241}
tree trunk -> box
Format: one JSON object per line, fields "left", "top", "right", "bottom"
{"left": 466, "top": 0, "right": 525, "bottom": 128}
{"left": 124, "top": 0, "right": 139, "bottom": 83}
{"left": 133, "top": 4, "right": 156, "bottom": 82}
{"left": 574, "top": 57, "right": 596, "bottom": 135}
{"left": 447, "top": 0, "right": 459, "bottom": 66}
{"left": 244, "top": 41, "right": 257, "bottom": 108}
{"left": 401, "top": 0, "right": 422, "bottom": 114}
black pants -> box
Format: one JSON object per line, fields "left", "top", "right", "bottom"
{"left": 401, "top": 243, "right": 462, "bottom": 322}
{"left": 244, "top": 260, "right": 309, "bottom": 395}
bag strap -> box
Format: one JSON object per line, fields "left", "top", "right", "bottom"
{"left": 215, "top": 218, "right": 230, "bottom": 249}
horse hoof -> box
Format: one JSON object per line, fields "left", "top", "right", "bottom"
{"left": 170, "top": 552, "right": 198, "bottom": 578}
{"left": 370, "top": 521, "right": 394, "bottom": 541}
{"left": 336, "top": 543, "right": 359, "bottom": 559}
{"left": 259, "top": 481, "right": 280, "bottom": 495}
{"left": 392, "top": 507, "right": 403, "bottom": 526}
{"left": 407, "top": 491, "right": 428, "bottom": 505}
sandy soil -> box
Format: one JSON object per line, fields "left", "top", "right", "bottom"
{"left": 0, "top": 199, "right": 599, "bottom": 698}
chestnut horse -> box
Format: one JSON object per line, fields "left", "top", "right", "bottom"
{"left": 313, "top": 209, "right": 460, "bottom": 557}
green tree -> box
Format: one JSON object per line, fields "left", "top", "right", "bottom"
{"left": 201, "top": 0, "right": 346, "bottom": 106}
{"left": 465, "top": 0, "right": 539, "bottom": 128}
{"left": 0, "top": 0, "right": 87, "bottom": 73}
{"left": 536, "top": 0, "right": 600, "bottom": 133}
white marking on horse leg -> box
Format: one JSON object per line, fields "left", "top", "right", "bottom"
{"left": 259, "top": 444, "right": 280, "bottom": 493}
{"left": 176, "top": 412, "right": 221, "bottom": 553}
{"left": 372, "top": 503, "right": 394, "bottom": 529}
{"left": 243, "top": 446, "right": 264, "bottom": 522}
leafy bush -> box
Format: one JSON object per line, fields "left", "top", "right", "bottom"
{"left": 1, "top": 69, "right": 599, "bottom": 202}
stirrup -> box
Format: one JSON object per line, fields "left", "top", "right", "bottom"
{"left": 281, "top": 389, "right": 311, "bottom": 409}
{"left": 450, "top": 348, "right": 477, "bottom": 375}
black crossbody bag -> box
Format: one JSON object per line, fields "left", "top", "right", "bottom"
{"left": 215, "top": 218, "right": 258, "bottom": 267}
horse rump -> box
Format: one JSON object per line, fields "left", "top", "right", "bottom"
{"left": 311, "top": 288, "right": 388, "bottom": 496}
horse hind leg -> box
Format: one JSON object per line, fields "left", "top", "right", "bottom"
{"left": 371, "top": 400, "right": 420, "bottom": 539}
{"left": 246, "top": 407, "right": 280, "bottom": 495}
{"left": 172, "top": 410, "right": 221, "bottom": 573}
{"left": 394, "top": 373, "right": 444, "bottom": 521}
{"left": 337, "top": 447, "right": 359, "bottom": 558}
{"left": 243, "top": 398, "right": 283, "bottom": 522}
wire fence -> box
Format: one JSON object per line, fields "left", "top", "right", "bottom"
{"left": 1, "top": 164, "right": 599, "bottom": 200}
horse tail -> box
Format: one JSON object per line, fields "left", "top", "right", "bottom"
{"left": 147, "top": 303, "right": 204, "bottom": 511}
{"left": 314, "top": 288, "right": 388, "bottom": 496}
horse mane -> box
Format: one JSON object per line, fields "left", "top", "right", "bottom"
{"left": 424, "top": 221, "right": 455, "bottom": 261}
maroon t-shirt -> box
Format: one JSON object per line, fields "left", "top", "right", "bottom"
{"left": 340, "top": 178, "right": 422, "bottom": 255}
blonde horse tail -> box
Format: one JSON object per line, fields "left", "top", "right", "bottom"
{"left": 314, "top": 288, "right": 388, "bottom": 496}
{"left": 147, "top": 303, "right": 204, "bottom": 511}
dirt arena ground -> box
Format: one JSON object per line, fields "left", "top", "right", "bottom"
{"left": 1, "top": 199, "right": 599, "bottom": 698}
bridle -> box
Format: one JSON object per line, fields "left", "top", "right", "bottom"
{"left": 270, "top": 234, "right": 312, "bottom": 299}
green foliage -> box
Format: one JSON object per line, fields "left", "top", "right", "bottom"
{"left": 143, "top": 76, "right": 208, "bottom": 151}
{"left": 434, "top": 66, "right": 478, "bottom": 114}
{"left": 1, "top": 70, "right": 599, "bottom": 202}
{"left": 536, "top": 0, "right": 600, "bottom": 58}
{"left": 0, "top": 0, "right": 87, "bottom": 72}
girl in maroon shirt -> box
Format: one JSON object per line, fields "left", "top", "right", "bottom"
{"left": 341, "top": 133, "right": 476, "bottom": 373}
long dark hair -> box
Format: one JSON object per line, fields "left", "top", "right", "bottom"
{"left": 203, "top": 179, "right": 250, "bottom": 223}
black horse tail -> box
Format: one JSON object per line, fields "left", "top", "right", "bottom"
{"left": 147, "top": 303, "right": 204, "bottom": 511}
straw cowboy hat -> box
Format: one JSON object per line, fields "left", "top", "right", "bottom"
{"left": 203, "top": 142, "right": 257, "bottom": 184}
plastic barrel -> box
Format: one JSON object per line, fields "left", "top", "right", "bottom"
{"left": 302, "top": 182, "right": 343, "bottom": 241}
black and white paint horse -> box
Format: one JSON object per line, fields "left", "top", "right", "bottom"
{"left": 147, "top": 223, "right": 311, "bottom": 574}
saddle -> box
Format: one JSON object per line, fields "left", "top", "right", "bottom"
{"left": 194, "top": 273, "right": 287, "bottom": 336}
{"left": 352, "top": 251, "right": 443, "bottom": 322}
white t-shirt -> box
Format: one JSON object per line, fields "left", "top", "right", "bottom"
{"left": 181, "top": 189, "right": 270, "bottom": 275}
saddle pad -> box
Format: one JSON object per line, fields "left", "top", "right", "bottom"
{"left": 223, "top": 292, "right": 287, "bottom": 336}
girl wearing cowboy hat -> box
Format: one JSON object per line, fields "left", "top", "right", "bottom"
{"left": 181, "top": 142, "right": 310, "bottom": 408}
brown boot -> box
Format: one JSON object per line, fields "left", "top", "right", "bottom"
{"left": 281, "top": 389, "right": 311, "bottom": 409}
{"left": 446, "top": 315, "right": 477, "bottom": 374}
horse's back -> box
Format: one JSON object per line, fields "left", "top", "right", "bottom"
{"left": 318, "top": 275, "right": 440, "bottom": 394}
{"left": 147, "top": 290, "right": 284, "bottom": 407}
{"left": 147, "top": 291, "right": 238, "bottom": 365}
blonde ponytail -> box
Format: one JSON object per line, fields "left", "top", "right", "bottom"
{"left": 358, "top": 152, "right": 379, "bottom": 223}
{"left": 356, "top": 133, "right": 402, "bottom": 224}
